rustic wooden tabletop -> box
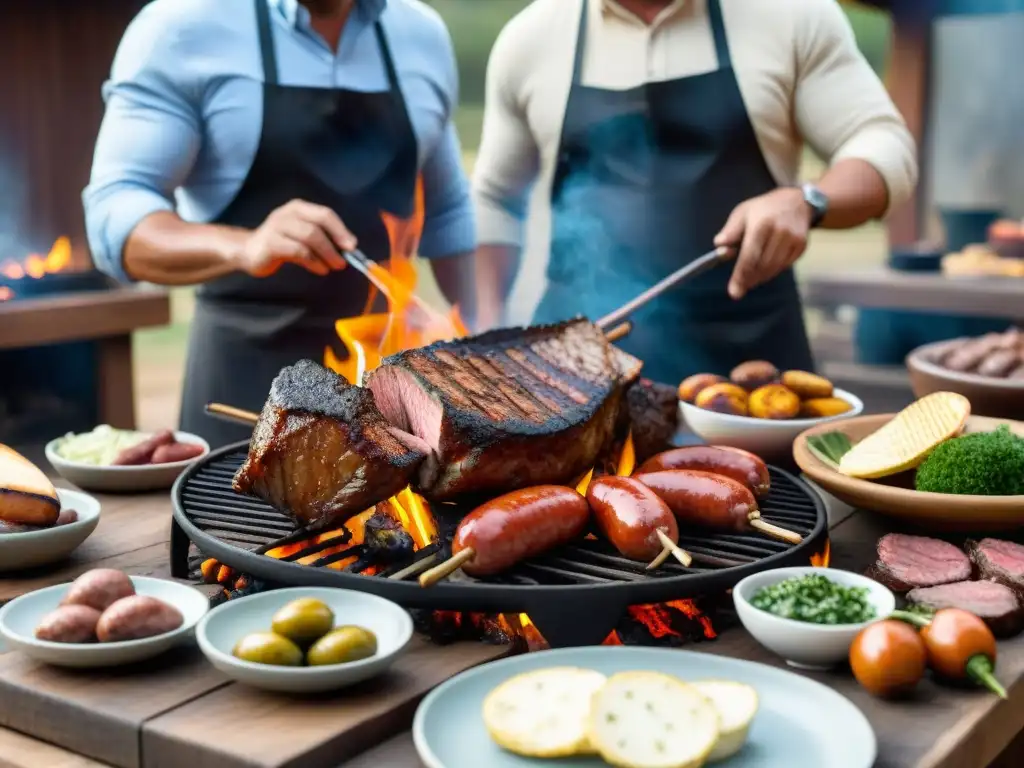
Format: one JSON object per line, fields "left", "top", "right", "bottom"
{"left": 1, "top": 475, "right": 1022, "bottom": 768}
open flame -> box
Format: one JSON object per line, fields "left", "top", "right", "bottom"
{"left": 0, "top": 236, "right": 73, "bottom": 301}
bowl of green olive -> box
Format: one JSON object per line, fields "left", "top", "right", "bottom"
{"left": 733, "top": 567, "right": 895, "bottom": 671}
{"left": 195, "top": 587, "right": 413, "bottom": 693}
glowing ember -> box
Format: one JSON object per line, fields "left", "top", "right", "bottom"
{"left": 0, "top": 236, "right": 73, "bottom": 300}
{"left": 810, "top": 538, "right": 831, "bottom": 568}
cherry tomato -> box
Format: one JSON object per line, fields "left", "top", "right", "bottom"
{"left": 849, "top": 619, "right": 927, "bottom": 698}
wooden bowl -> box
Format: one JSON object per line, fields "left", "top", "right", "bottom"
{"left": 793, "top": 414, "right": 1024, "bottom": 532}
{"left": 906, "top": 341, "right": 1024, "bottom": 420}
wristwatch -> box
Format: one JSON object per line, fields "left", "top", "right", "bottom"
{"left": 801, "top": 183, "right": 829, "bottom": 228}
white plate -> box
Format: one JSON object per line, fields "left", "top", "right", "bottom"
{"left": 0, "top": 576, "right": 209, "bottom": 668}
{"left": 45, "top": 431, "right": 209, "bottom": 492}
{"left": 679, "top": 388, "right": 864, "bottom": 461}
{"left": 733, "top": 566, "right": 895, "bottom": 670}
{"left": 0, "top": 488, "right": 101, "bottom": 573}
{"left": 414, "top": 646, "right": 876, "bottom": 768}
{"left": 196, "top": 587, "right": 413, "bottom": 693}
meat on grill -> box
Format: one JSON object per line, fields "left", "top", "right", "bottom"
{"left": 233, "top": 360, "right": 431, "bottom": 529}
{"left": 366, "top": 318, "right": 640, "bottom": 500}
{"left": 617, "top": 378, "right": 680, "bottom": 463}
{"left": 866, "top": 533, "right": 972, "bottom": 593}
{"left": 907, "top": 580, "right": 1024, "bottom": 638}
{"left": 967, "top": 538, "right": 1024, "bottom": 599}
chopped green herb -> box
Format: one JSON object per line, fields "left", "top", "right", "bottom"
{"left": 750, "top": 573, "right": 876, "bottom": 625}
{"left": 806, "top": 431, "right": 854, "bottom": 468}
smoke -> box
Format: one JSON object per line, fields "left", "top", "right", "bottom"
{"left": 0, "top": 146, "right": 33, "bottom": 262}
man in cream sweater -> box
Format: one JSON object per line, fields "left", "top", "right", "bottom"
{"left": 471, "top": 0, "right": 918, "bottom": 385}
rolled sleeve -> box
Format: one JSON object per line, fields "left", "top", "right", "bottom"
{"left": 419, "top": 123, "right": 477, "bottom": 258}
{"left": 82, "top": 3, "right": 202, "bottom": 282}
{"left": 794, "top": 0, "right": 918, "bottom": 214}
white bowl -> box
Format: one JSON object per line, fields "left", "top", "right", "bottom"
{"left": 0, "top": 576, "right": 209, "bottom": 668}
{"left": 679, "top": 388, "right": 864, "bottom": 461}
{"left": 733, "top": 566, "right": 895, "bottom": 670}
{"left": 196, "top": 587, "right": 414, "bottom": 694}
{"left": 45, "top": 431, "right": 209, "bottom": 492}
{"left": 0, "top": 489, "right": 101, "bottom": 572}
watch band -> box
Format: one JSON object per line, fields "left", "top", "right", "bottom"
{"left": 801, "top": 183, "right": 828, "bottom": 228}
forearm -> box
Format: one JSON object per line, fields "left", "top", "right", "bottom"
{"left": 815, "top": 158, "right": 890, "bottom": 229}
{"left": 429, "top": 252, "right": 477, "bottom": 324}
{"left": 123, "top": 211, "right": 248, "bottom": 285}
{"left": 473, "top": 244, "right": 521, "bottom": 331}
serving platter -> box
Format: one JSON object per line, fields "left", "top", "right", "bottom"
{"left": 793, "top": 414, "right": 1024, "bottom": 531}
{"left": 413, "top": 646, "right": 876, "bottom": 768}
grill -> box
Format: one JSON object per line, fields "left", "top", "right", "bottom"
{"left": 171, "top": 441, "right": 829, "bottom": 647}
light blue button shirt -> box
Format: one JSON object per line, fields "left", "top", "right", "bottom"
{"left": 83, "top": 0, "right": 475, "bottom": 283}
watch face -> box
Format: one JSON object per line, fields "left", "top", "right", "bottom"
{"left": 803, "top": 184, "right": 828, "bottom": 225}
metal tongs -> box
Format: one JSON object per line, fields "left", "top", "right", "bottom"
{"left": 342, "top": 248, "right": 451, "bottom": 330}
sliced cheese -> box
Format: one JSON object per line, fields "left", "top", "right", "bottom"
{"left": 588, "top": 671, "right": 720, "bottom": 768}
{"left": 838, "top": 392, "right": 971, "bottom": 479}
{"left": 483, "top": 667, "right": 606, "bottom": 758}
{"left": 0, "top": 444, "right": 59, "bottom": 526}
{"left": 692, "top": 680, "right": 759, "bottom": 762}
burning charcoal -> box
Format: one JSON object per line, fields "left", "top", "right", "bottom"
{"left": 364, "top": 510, "right": 415, "bottom": 563}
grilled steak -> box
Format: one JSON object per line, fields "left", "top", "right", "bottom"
{"left": 866, "top": 533, "right": 971, "bottom": 592}
{"left": 233, "top": 360, "right": 431, "bottom": 529}
{"left": 967, "top": 538, "right": 1024, "bottom": 599}
{"left": 618, "top": 378, "right": 680, "bottom": 463}
{"left": 907, "top": 580, "right": 1024, "bottom": 638}
{"left": 366, "top": 318, "right": 639, "bottom": 500}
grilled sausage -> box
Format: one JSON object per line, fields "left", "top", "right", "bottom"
{"left": 636, "top": 446, "right": 770, "bottom": 499}
{"left": 112, "top": 430, "right": 174, "bottom": 466}
{"left": 943, "top": 335, "right": 1002, "bottom": 373}
{"left": 585, "top": 476, "right": 678, "bottom": 561}
{"left": 632, "top": 470, "right": 758, "bottom": 533}
{"left": 151, "top": 442, "right": 206, "bottom": 464}
{"left": 452, "top": 485, "right": 590, "bottom": 577}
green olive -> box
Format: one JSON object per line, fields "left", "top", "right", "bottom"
{"left": 306, "top": 625, "right": 378, "bottom": 667}
{"left": 232, "top": 631, "right": 303, "bottom": 666}
{"left": 270, "top": 598, "right": 335, "bottom": 646}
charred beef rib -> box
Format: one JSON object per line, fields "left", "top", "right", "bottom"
{"left": 617, "top": 378, "right": 680, "bottom": 463}
{"left": 233, "top": 360, "right": 431, "bottom": 529}
{"left": 366, "top": 318, "right": 641, "bottom": 500}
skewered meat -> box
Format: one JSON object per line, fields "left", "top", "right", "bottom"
{"left": 585, "top": 476, "right": 678, "bottom": 561}
{"left": 637, "top": 446, "right": 770, "bottom": 499}
{"left": 366, "top": 318, "right": 639, "bottom": 500}
{"left": 865, "top": 533, "right": 971, "bottom": 593}
{"left": 617, "top": 378, "right": 679, "bottom": 463}
{"left": 633, "top": 470, "right": 758, "bottom": 532}
{"left": 233, "top": 360, "right": 432, "bottom": 529}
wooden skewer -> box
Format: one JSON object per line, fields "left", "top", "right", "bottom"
{"left": 748, "top": 513, "right": 803, "bottom": 545}
{"left": 418, "top": 547, "right": 475, "bottom": 587}
{"left": 205, "top": 403, "right": 259, "bottom": 426}
{"left": 645, "top": 546, "right": 672, "bottom": 571}
{"left": 646, "top": 528, "right": 693, "bottom": 570}
{"left": 387, "top": 552, "right": 439, "bottom": 581}
{"left": 604, "top": 321, "right": 632, "bottom": 343}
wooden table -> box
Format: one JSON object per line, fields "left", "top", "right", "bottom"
{"left": 802, "top": 268, "right": 1024, "bottom": 320}
{"left": 2, "top": 480, "right": 1023, "bottom": 768}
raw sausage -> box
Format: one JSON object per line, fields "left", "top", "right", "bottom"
{"left": 35, "top": 605, "right": 102, "bottom": 643}
{"left": 61, "top": 569, "right": 136, "bottom": 612}
{"left": 586, "top": 476, "right": 678, "bottom": 561}
{"left": 96, "top": 595, "right": 184, "bottom": 642}
{"left": 636, "top": 446, "right": 770, "bottom": 499}
{"left": 632, "top": 470, "right": 758, "bottom": 532}
{"left": 452, "top": 485, "right": 590, "bottom": 577}
{"left": 151, "top": 442, "right": 206, "bottom": 464}
{"left": 112, "top": 430, "right": 174, "bottom": 466}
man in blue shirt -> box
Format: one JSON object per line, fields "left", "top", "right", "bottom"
{"left": 83, "top": 0, "right": 477, "bottom": 446}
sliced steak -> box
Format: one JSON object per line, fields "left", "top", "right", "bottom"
{"left": 617, "top": 378, "right": 680, "bottom": 464}
{"left": 967, "top": 538, "right": 1024, "bottom": 599}
{"left": 366, "top": 318, "right": 634, "bottom": 500}
{"left": 866, "top": 533, "right": 971, "bottom": 592}
{"left": 907, "top": 580, "right": 1024, "bottom": 638}
{"left": 233, "top": 360, "right": 430, "bottom": 530}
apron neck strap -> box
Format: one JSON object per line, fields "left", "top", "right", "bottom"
{"left": 254, "top": 0, "right": 401, "bottom": 92}
{"left": 571, "top": 0, "right": 734, "bottom": 85}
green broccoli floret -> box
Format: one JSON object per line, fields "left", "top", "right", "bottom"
{"left": 915, "top": 426, "right": 1024, "bottom": 496}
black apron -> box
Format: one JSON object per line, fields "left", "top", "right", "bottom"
{"left": 532, "top": 0, "right": 814, "bottom": 385}
{"left": 180, "top": 0, "right": 420, "bottom": 447}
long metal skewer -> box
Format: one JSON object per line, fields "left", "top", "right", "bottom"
{"left": 596, "top": 246, "right": 735, "bottom": 331}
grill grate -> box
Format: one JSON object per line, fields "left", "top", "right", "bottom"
{"left": 171, "top": 442, "right": 829, "bottom": 647}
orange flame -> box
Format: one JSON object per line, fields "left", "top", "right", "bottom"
{"left": 810, "top": 538, "right": 831, "bottom": 568}
{"left": 575, "top": 430, "right": 634, "bottom": 495}
{"left": 1, "top": 236, "right": 72, "bottom": 281}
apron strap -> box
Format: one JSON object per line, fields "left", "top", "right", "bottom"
{"left": 707, "top": 0, "right": 733, "bottom": 70}
{"left": 570, "top": 0, "right": 589, "bottom": 86}
{"left": 374, "top": 22, "right": 402, "bottom": 93}
{"left": 254, "top": 0, "right": 279, "bottom": 86}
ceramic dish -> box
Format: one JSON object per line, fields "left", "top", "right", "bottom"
{"left": 45, "top": 431, "right": 209, "bottom": 492}
{"left": 0, "top": 488, "right": 101, "bottom": 572}
{"left": 0, "top": 576, "right": 208, "bottom": 667}
{"left": 196, "top": 587, "right": 413, "bottom": 693}
{"left": 793, "top": 414, "right": 1024, "bottom": 531}
{"left": 679, "top": 388, "right": 863, "bottom": 462}
{"left": 733, "top": 566, "right": 894, "bottom": 670}
{"left": 907, "top": 341, "right": 1024, "bottom": 420}
{"left": 413, "top": 645, "right": 876, "bottom": 768}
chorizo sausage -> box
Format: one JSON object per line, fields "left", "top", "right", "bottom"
{"left": 636, "top": 446, "right": 770, "bottom": 499}
{"left": 151, "top": 442, "right": 206, "bottom": 464}
{"left": 585, "top": 476, "right": 678, "bottom": 561}
{"left": 452, "top": 485, "right": 590, "bottom": 577}
{"left": 112, "top": 430, "right": 174, "bottom": 466}
{"left": 632, "top": 470, "right": 758, "bottom": 533}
